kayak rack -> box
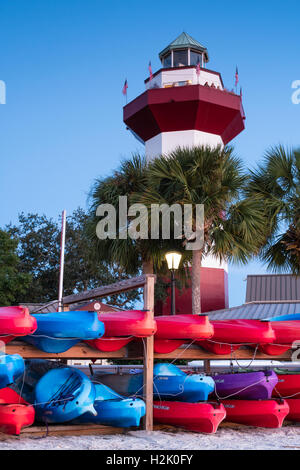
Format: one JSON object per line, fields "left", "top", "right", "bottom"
{"left": 4, "top": 273, "right": 295, "bottom": 433}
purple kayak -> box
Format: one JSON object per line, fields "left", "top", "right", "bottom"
{"left": 213, "top": 371, "right": 278, "bottom": 400}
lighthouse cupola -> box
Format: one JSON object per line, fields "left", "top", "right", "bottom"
{"left": 159, "top": 32, "right": 209, "bottom": 68}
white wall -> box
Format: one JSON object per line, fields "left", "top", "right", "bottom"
{"left": 146, "top": 67, "right": 223, "bottom": 90}
{"left": 145, "top": 130, "right": 223, "bottom": 160}
{"left": 201, "top": 253, "right": 228, "bottom": 272}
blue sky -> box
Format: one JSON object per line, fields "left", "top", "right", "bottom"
{"left": 0, "top": 0, "right": 299, "bottom": 307}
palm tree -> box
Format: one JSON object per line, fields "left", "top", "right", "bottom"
{"left": 247, "top": 145, "right": 300, "bottom": 274}
{"left": 87, "top": 154, "right": 189, "bottom": 276}
{"left": 137, "top": 145, "right": 267, "bottom": 314}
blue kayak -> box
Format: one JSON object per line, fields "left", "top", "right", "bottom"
{"left": 22, "top": 311, "right": 105, "bottom": 353}
{"left": 0, "top": 354, "right": 24, "bottom": 388}
{"left": 265, "top": 314, "right": 300, "bottom": 321}
{"left": 95, "top": 363, "right": 215, "bottom": 402}
{"left": 34, "top": 367, "right": 97, "bottom": 423}
{"left": 74, "top": 383, "right": 146, "bottom": 427}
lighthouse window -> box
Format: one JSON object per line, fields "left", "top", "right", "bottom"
{"left": 163, "top": 53, "right": 171, "bottom": 68}
{"left": 173, "top": 50, "right": 188, "bottom": 67}
{"left": 190, "top": 51, "right": 203, "bottom": 67}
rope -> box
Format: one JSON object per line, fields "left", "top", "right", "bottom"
{"left": 273, "top": 385, "right": 300, "bottom": 399}
{"left": 230, "top": 344, "right": 260, "bottom": 370}
{"left": 170, "top": 340, "right": 197, "bottom": 364}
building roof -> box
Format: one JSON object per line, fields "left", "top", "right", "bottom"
{"left": 159, "top": 32, "right": 209, "bottom": 62}
{"left": 246, "top": 274, "right": 300, "bottom": 303}
{"left": 21, "top": 301, "right": 59, "bottom": 314}
{"left": 208, "top": 301, "right": 300, "bottom": 320}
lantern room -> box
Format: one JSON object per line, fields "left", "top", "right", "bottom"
{"left": 159, "top": 32, "right": 209, "bottom": 68}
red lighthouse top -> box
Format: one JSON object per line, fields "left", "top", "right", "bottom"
{"left": 124, "top": 33, "right": 245, "bottom": 148}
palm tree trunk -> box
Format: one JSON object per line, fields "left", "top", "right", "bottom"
{"left": 142, "top": 260, "right": 154, "bottom": 275}
{"left": 192, "top": 249, "right": 202, "bottom": 314}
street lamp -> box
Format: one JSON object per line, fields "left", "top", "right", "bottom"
{"left": 165, "top": 251, "right": 182, "bottom": 315}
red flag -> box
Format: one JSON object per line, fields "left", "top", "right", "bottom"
{"left": 196, "top": 57, "right": 201, "bottom": 76}
{"left": 235, "top": 67, "right": 239, "bottom": 87}
{"left": 148, "top": 61, "right": 153, "bottom": 81}
{"left": 122, "top": 79, "right": 128, "bottom": 96}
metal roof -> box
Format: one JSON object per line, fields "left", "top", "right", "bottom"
{"left": 159, "top": 32, "right": 209, "bottom": 61}
{"left": 246, "top": 274, "right": 300, "bottom": 303}
{"left": 208, "top": 301, "right": 300, "bottom": 320}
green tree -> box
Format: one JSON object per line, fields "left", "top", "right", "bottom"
{"left": 139, "top": 145, "right": 267, "bottom": 314}
{"left": 247, "top": 145, "right": 300, "bottom": 273}
{"left": 88, "top": 154, "right": 190, "bottom": 277}
{"left": 0, "top": 229, "right": 31, "bottom": 305}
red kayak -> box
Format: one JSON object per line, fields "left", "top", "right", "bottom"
{"left": 220, "top": 399, "right": 289, "bottom": 428}
{"left": 153, "top": 401, "right": 226, "bottom": 433}
{"left": 154, "top": 315, "right": 214, "bottom": 354}
{"left": 0, "top": 306, "right": 37, "bottom": 344}
{"left": 198, "top": 320, "right": 276, "bottom": 355}
{"left": 285, "top": 399, "right": 300, "bottom": 422}
{"left": 85, "top": 310, "right": 157, "bottom": 352}
{"left": 0, "top": 388, "right": 35, "bottom": 435}
{"left": 86, "top": 337, "right": 134, "bottom": 352}
{"left": 259, "top": 321, "right": 300, "bottom": 356}
{"left": 272, "top": 372, "right": 300, "bottom": 398}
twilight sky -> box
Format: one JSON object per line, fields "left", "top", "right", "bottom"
{"left": 0, "top": 0, "right": 299, "bottom": 306}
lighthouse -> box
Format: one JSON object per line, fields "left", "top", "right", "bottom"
{"left": 123, "top": 32, "right": 245, "bottom": 313}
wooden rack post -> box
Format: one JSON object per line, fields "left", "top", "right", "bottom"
{"left": 143, "top": 275, "right": 155, "bottom": 431}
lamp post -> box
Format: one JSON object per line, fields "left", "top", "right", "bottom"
{"left": 165, "top": 251, "right": 182, "bottom": 315}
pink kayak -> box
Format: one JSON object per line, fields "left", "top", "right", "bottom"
{"left": 154, "top": 315, "right": 214, "bottom": 354}
{"left": 259, "top": 321, "right": 300, "bottom": 356}
{"left": 0, "top": 388, "right": 35, "bottom": 435}
{"left": 198, "top": 319, "right": 276, "bottom": 355}
{"left": 85, "top": 310, "right": 157, "bottom": 352}
{"left": 153, "top": 401, "right": 226, "bottom": 433}
{"left": 0, "top": 306, "right": 37, "bottom": 344}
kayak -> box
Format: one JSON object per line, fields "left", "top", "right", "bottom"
{"left": 198, "top": 320, "right": 276, "bottom": 355}
{"left": 34, "top": 367, "right": 97, "bottom": 423}
{"left": 220, "top": 399, "right": 289, "bottom": 428}
{"left": 259, "top": 321, "right": 300, "bottom": 356}
{"left": 22, "top": 311, "right": 105, "bottom": 353}
{"left": 85, "top": 310, "right": 156, "bottom": 352}
{"left": 265, "top": 314, "right": 300, "bottom": 321}
{"left": 0, "top": 388, "right": 35, "bottom": 435}
{"left": 154, "top": 315, "right": 214, "bottom": 354}
{"left": 0, "top": 306, "right": 37, "bottom": 344}
{"left": 0, "top": 354, "right": 24, "bottom": 388}
{"left": 273, "top": 369, "right": 300, "bottom": 398}
{"left": 95, "top": 363, "right": 215, "bottom": 402}
{"left": 285, "top": 399, "right": 300, "bottom": 422}
{"left": 153, "top": 401, "right": 226, "bottom": 433}
{"left": 213, "top": 370, "right": 278, "bottom": 399}
{"left": 86, "top": 337, "right": 134, "bottom": 352}
{"left": 74, "top": 383, "right": 146, "bottom": 427}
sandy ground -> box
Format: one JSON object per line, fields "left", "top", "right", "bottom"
{"left": 0, "top": 425, "right": 300, "bottom": 450}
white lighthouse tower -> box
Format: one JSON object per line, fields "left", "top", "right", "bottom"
{"left": 123, "top": 33, "right": 245, "bottom": 313}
